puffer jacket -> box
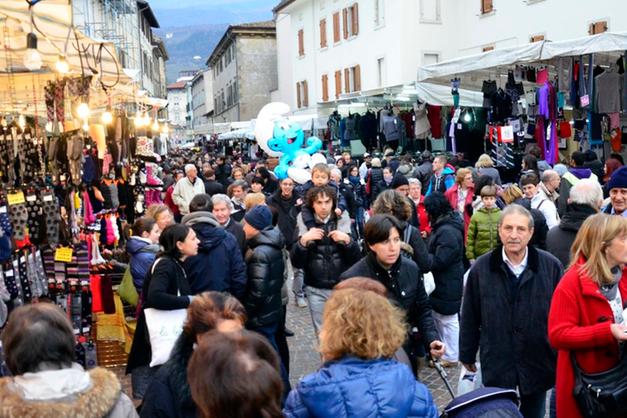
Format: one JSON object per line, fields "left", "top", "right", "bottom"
{"left": 126, "top": 237, "right": 159, "bottom": 290}
{"left": 546, "top": 203, "right": 597, "bottom": 268}
{"left": 465, "top": 207, "right": 501, "bottom": 261}
{"left": 182, "top": 211, "right": 247, "bottom": 300}
{"left": 427, "top": 213, "right": 465, "bottom": 315}
{"left": 283, "top": 357, "right": 438, "bottom": 418}
{"left": 291, "top": 212, "right": 361, "bottom": 290}
{"left": 339, "top": 253, "right": 438, "bottom": 345}
{"left": 245, "top": 227, "right": 285, "bottom": 328}
{"left": 267, "top": 191, "right": 300, "bottom": 249}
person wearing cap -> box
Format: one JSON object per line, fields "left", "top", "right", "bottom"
{"left": 391, "top": 174, "right": 420, "bottom": 229}
{"left": 242, "top": 205, "right": 286, "bottom": 349}
{"left": 359, "top": 153, "right": 371, "bottom": 181}
{"left": 366, "top": 157, "right": 384, "bottom": 202}
{"left": 603, "top": 166, "right": 627, "bottom": 217}
{"left": 172, "top": 164, "right": 206, "bottom": 215}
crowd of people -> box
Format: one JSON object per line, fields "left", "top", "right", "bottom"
{"left": 1, "top": 142, "right": 626, "bottom": 418}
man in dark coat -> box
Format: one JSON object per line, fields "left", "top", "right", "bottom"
{"left": 460, "top": 204, "right": 563, "bottom": 418}
{"left": 290, "top": 186, "right": 361, "bottom": 334}
{"left": 214, "top": 155, "right": 232, "bottom": 188}
{"left": 202, "top": 167, "right": 224, "bottom": 197}
{"left": 546, "top": 179, "right": 602, "bottom": 267}
{"left": 182, "top": 194, "right": 246, "bottom": 300}
{"left": 210, "top": 194, "right": 246, "bottom": 256}
{"left": 603, "top": 165, "right": 627, "bottom": 216}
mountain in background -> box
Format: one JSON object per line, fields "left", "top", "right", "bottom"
{"left": 151, "top": 0, "right": 276, "bottom": 82}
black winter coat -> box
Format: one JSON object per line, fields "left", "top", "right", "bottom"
{"left": 545, "top": 203, "right": 597, "bottom": 268}
{"left": 225, "top": 218, "right": 246, "bottom": 256}
{"left": 459, "top": 246, "right": 563, "bottom": 395}
{"left": 340, "top": 254, "right": 438, "bottom": 346}
{"left": 403, "top": 223, "right": 430, "bottom": 273}
{"left": 368, "top": 168, "right": 384, "bottom": 200}
{"left": 372, "top": 179, "right": 391, "bottom": 201}
{"left": 139, "top": 336, "right": 197, "bottom": 418}
{"left": 127, "top": 256, "right": 191, "bottom": 373}
{"left": 291, "top": 213, "right": 361, "bottom": 290}
{"left": 426, "top": 214, "right": 465, "bottom": 315}
{"left": 182, "top": 212, "right": 247, "bottom": 299}
{"left": 245, "top": 227, "right": 286, "bottom": 328}
{"left": 267, "top": 192, "right": 300, "bottom": 249}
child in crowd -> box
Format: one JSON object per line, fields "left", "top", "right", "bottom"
{"left": 466, "top": 185, "right": 501, "bottom": 264}
{"left": 250, "top": 177, "right": 265, "bottom": 194}
{"left": 297, "top": 163, "right": 347, "bottom": 229}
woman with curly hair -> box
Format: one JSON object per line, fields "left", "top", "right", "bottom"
{"left": 139, "top": 292, "right": 247, "bottom": 418}
{"left": 283, "top": 287, "right": 438, "bottom": 418}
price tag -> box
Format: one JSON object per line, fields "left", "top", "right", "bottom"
{"left": 580, "top": 94, "right": 590, "bottom": 107}
{"left": 7, "top": 191, "right": 25, "bottom": 206}
{"left": 54, "top": 247, "right": 74, "bottom": 263}
{"left": 43, "top": 194, "right": 54, "bottom": 202}
{"left": 26, "top": 194, "right": 37, "bottom": 202}
{"left": 0, "top": 206, "right": 6, "bottom": 214}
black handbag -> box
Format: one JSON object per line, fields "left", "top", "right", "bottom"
{"left": 571, "top": 350, "right": 627, "bottom": 418}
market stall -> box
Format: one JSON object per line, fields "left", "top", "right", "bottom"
{"left": 417, "top": 32, "right": 627, "bottom": 170}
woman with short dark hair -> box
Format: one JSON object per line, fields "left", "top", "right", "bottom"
{"left": 188, "top": 330, "right": 283, "bottom": 418}
{"left": 0, "top": 304, "right": 137, "bottom": 417}
{"left": 127, "top": 224, "right": 200, "bottom": 400}
{"left": 339, "top": 214, "right": 444, "bottom": 373}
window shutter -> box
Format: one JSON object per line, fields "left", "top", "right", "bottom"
{"left": 482, "top": 45, "right": 495, "bottom": 52}
{"left": 335, "top": 70, "right": 342, "bottom": 98}
{"left": 352, "top": 3, "right": 359, "bottom": 36}
{"left": 296, "top": 82, "right": 301, "bottom": 108}
{"left": 344, "top": 68, "right": 350, "bottom": 92}
{"left": 333, "top": 13, "right": 340, "bottom": 43}
{"left": 342, "top": 8, "right": 349, "bottom": 39}
{"left": 354, "top": 65, "right": 361, "bottom": 91}
{"left": 322, "top": 75, "right": 329, "bottom": 102}
{"left": 303, "top": 80, "right": 309, "bottom": 107}
{"left": 298, "top": 29, "right": 304, "bottom": 56}
{"left": 320, "top": 19, "right": 327, "bottom": 48}
{"left": 481, "top": 0, "right": 493, "bottom": 14}
{"left": 530, "top": 34, "right": 544, "bottom": 43}
{"left": 589, "top": 21, "right": 607, "bottom": 35}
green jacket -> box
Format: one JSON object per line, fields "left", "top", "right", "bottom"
{"left": 466, "top": 207, "right": 501, "bottom": 260}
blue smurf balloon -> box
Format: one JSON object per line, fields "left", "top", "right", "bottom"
{"left": 267, "top": 121, "right": 322, "bottom": 179}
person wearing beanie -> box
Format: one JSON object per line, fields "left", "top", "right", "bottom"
{"left": 603, "top": 166, "right": 627, "bottom": 216}
{"left": 390, "top": 173, "right": 420, "bottom": 229}
{"left": 242, "top": 204, "right": 291, "bottom": 390}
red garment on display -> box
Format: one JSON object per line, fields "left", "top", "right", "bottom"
{"left": 91, "top": 274, "right": 103, "bottom": 313}
{"left": 427, "top": 105, "right": 442, "bottom": 138}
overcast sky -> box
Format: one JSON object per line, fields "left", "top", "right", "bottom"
{"left": 150, "top": 0, "right": 278, "bottom": 26}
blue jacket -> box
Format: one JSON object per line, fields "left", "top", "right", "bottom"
{"left": 182, "top": 211, "right": 247, "bottom": 300}
{"left": 284, "top": 357, "right": 438, "bottom": 418}
{"left": 425, "top": 165, "right": 455, "bottom": 196}
{"left": 126, "top": 237, "right": 160, "bottom": 290}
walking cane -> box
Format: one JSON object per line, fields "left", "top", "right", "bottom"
{"left": 429, "top": 355, "right": 456, "bottom": 399}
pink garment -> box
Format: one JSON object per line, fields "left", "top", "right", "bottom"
{"left": 83, "top": 191, "right": 95, "bottom": 225}
{"left": 144, "top": 189, "right": 162, "bottom": 206}
{"left": 102, "top": 153, "right": 113, "bottom": 176}
{"left": 105, "top": 217, "right": 116, "bottom": 245}
{"left": 536, "top": 68, "right": 549, "bottom": 85}
{"left": 609, "top": 112, "right": 620, "bottom": 130}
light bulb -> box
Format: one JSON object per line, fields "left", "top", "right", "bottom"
{"left": 23, "top": 33, "right": 42, "bottom": 71}
{"left": 55, "top": 55, "right": 69, "bottom": 74}
{"left": 463, "top": 112, "right": 472, "bottom": 122}
{"left": 77, "top": 102, "right": 90, "bottom": 119}
{"left": 101, "top": 111, "right": 113, "bottom": 125}
{"left": 82, "top": 123, "right": 89, "bottom": 131}
{"left": 134, "top": 113, "right": 144, "bottom": 127}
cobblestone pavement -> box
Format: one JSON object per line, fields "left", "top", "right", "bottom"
{"left": 285, "top": 280, "right": 461, "bottom": 414}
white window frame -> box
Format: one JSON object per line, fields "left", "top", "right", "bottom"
{"left": 374, "top": 0, "right": 385, "bottom": 28}
{"left": 377, "top": 56, "right": 386, "bottom": 87}
{"left": 419, "top": 0, "right": 441, "bottom": 24}
{"left": 422, "top": 51, "right": 441, "bottom": 66}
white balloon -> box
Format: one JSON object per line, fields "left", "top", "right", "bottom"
{"left": 309, "top": 153, "right": 327, "bottom": 167}
{"left": 254, "top": 102, "right": 291, "bottom": 157}
{"left": 292, "top": 153, "right": 311, "bottom": 169}
{"left": 287, "top": 167, "right": 311, "bottom": 185}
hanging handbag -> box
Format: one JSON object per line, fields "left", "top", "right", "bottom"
{"left": 143, "top": 258, "right": 188, "bottom": 367}
{"left": 118, "top": 266, "right": 139, "bottom": 307}
{"left": 571, "top": 351, "right": 627, "bottom": 418}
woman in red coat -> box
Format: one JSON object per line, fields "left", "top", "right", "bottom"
{"left": 444, "top": 168, "right": 474, "bottom": 238}
{"left": 548, "top": 214, "right": 627, "bottom": 418}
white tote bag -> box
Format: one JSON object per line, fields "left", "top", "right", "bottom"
{"left": 144, "top": 258, "right": 188, "bottom": 367}
{"left": 423, "top": 272, "right": 436, "bottom": 296}
{"left": 144, "top": 307, "right": 187, "bottom": 367}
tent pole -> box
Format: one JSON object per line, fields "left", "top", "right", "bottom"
{"left": 587, "top": 53, "right": 594, "bottom": 153}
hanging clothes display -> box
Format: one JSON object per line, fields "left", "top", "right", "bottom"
{"left": 413, "top": 102, "right": 431, "bottom": 139}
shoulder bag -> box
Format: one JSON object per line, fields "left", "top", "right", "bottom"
{"left": 571, "top": 350, "right": 627, "bottom": 418}
{"left": 144, "top": 258, "right": 189, "bottom": 367}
